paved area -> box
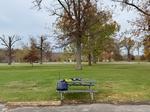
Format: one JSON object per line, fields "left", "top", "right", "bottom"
{"left": 1, "top": 104, "right": 150, "bottom": 112}
{"left": 0, "top": 104, "right": 5, "bottom": 112}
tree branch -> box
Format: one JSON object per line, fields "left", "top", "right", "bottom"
{"left": 0, "top": 36, "right": 9, "bottom": 48}
{"left": 32, "top": 0, "right": 43, "bottom": 9}
{"left": 112, "top": 0, "right": 150, "bottom": 16}
{"left": 124, "top": 1, "right": 150, "bottom": 16}
{"left": 57, "top": 0, "right": 74, "bottom": 20}
{"left": 11, "top": 38, "right": 21, "bottom": 46}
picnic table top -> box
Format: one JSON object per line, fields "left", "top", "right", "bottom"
{"left": 67, "top": 80, "right": 96, "bottom": 86}
{"left": 57, "top": 90, "right": 96, "bottom": 93}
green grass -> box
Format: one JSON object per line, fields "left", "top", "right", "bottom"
{"left": 0, "top": 63, "right": 150, "bottom": 103}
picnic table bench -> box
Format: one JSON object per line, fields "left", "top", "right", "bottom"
{"left": 57, "top": 79, "right": 96, "bottom": 101}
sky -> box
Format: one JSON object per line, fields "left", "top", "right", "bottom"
{"left": 0, "top": 0, "right": 139, "bottom": 49}
{"left": 0, "top": 0, "right": 56, "bottom": 48}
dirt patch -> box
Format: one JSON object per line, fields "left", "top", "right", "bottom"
{"left": 6, "top": 101, "right": 61, "bottom": 109}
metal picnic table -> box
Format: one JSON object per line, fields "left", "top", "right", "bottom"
{"left": 57, "top": 79, "right": 96, "bottom": 101}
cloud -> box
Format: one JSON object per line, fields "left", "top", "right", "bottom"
{"left": 0, "top": 0, "right": 54, "bottom": 36}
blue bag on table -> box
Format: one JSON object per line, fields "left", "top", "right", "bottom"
{"left": 56, "top": 80, "right": 68, "bottom": 91}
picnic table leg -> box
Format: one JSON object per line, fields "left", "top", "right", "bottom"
{"left": 88, "top": 86, "right": 91, "bottom": 90}
{"left": 60, "top": 92, "right": 64, "bottom": 101}
{"left": 90, "top": 92, "right": 94, "bottom": 101}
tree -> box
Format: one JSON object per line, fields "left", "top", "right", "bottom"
{"left": 120, "top": 37, "right": 135, "bottom": 61}
{"left": 135, "top": 40, "right": 142, "bottom": 62}
{"left": 24, "top": 38, "right": 39, "bottom": 66}
{"left": 112, "top": 39, "right": 123, "bottom": 61}
{"left": 63, "top": 44, "right": 75, "bottom": 62}
{"left": 83, "top": 22, "right": 119, "bottom": 65}
{"left": 36, "top": 35, "right": 47, "bottom": 64}
{"left": 112, "top": 0, "right": 150, "bottom": 16}
{"left": 113, "top": 0, "right": 150, "bottom": 38}
{"left": 56, "top": 0, "right": 98, "bottom": 69}
{"left": 143, "top": 35, "right": 150, "bottom": 62}
{"left": 0, "top": 35, "right": 20, "bottom": 65}
{"left": 56, "top": 0, "right": 119, "bottom": 67}
{"left": 130, "top": 9, "right": 150, "bottom": 37}
{"left": 43, "top": 42, "right": 52, "bottom": 62}
{"left": 81, "top": 4, "right": 119, "bottom": 65}
{"left": 127, "top": 1, "right": 149, "bottom": 55}
{"left": 99, "top": 38, "right": 123, "bottom": 62}
{"left": 101, "top": 38, "right": 116, "bottom": 62}
{"left": 34, "top": 0, "right": 103, "bottom": 70}
{"left": 113, "top": 0, "right": 149, "bottom": 42}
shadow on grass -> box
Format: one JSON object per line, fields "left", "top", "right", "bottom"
{"left": 61, "top": 93, "right": 94, "bottom": 104}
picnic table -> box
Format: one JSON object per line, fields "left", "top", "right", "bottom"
{"left": 57, "top": 79, "right": 96, "bottom": 101}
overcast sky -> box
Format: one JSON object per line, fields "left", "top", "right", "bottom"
{"left": 0, "top": 0, "right": 47, "bottom": 34}
{"left": 0, "top": 0, "right": 138, "bottom": 48}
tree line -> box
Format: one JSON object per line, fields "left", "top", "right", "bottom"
{"left": 0, "top": 33, "right": 150, "bottom": 65}
{"left": 0, "top": 35, "right": 52, "bottom": 66}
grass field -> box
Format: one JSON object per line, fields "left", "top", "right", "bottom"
{"left": 0, "top": 63, "right": 150, "bottom": 103}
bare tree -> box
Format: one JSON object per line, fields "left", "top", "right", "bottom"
{"left": 35, "top": 35, "right": 52, "bottom": 64}
{"left": 0, "top": 35, "right": 21, "bottom": 65}
{"left": 37, "top": 36, "right": 47, "bottom": 64}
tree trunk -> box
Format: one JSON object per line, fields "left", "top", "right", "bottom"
{"left": 40, "top": 46, "right": 43, "bottom": 64}
{"left": 32, "top": 62, "right": 34, "bottom": 67}
{"left": 127, "top": 49, "right": 131, "bottom": 62}
{"left": 40, "top": 49, "right": 43, "bottom": 64}
{"left": 88, "top": 53, "right": 92, "bottom": 66}
{"left": 92, "top": 54, "right": 97, "bottom": 64}
{"left": 8, "top": 37, "right": 12, "bottom": 65}
{"left": 76, "top": 38, "right": 82, "bottom": 70}
{"left": 40, "top": 37, "right": 43, "bottom": 64}
{"left": 8, "top": 47, "right": 12, "bottom": 65}
{"left": 137, "top": 48, "right": 140, "bottom": 64}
